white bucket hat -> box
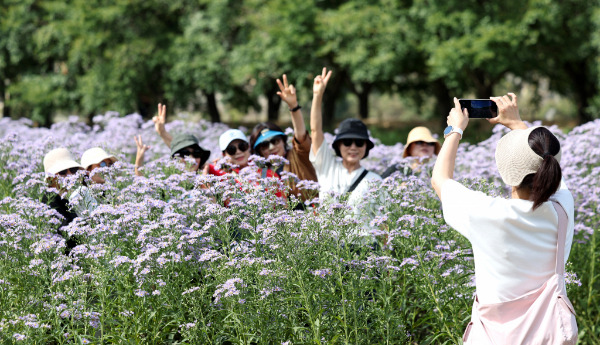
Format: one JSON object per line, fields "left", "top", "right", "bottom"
{"left": 219, "top": 129, "right": 248, "bottom": 151}
{"left": 81, "top": 147, "right": 117, "bottom": 170}
{"left": 43, "top": 148, "right": 83, "bottom": 175}
{"left": 495, "top": 126, "right": 562, "bottom": 186}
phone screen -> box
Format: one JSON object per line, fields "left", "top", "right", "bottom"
{"left": 459, "top": 99, "right": 498, "bottom": 118}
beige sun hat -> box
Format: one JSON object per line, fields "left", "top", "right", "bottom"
{"left": 495, "top": 126, "right": 562, "bottom": 186}
{"left": 403, "top": 126, "right": 441, "bottom": 158}
{"left": 43, "top": 148, "right": 83, "bottom": 174}
{"left": 81, "top": 147, "right": 117, "bottom": 170}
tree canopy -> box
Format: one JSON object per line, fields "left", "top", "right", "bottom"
{"left": 0, "top": 0, "right": 598, "bottom": 126}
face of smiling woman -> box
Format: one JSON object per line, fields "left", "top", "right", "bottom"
{"left": 223, "top": 139, "right": 250, "bottom": 168}
{"left": 257, "top": 136, "right": 286, "bottom": 158}
{"left": 338, "top": 140, "right": 366, "bottom": 167}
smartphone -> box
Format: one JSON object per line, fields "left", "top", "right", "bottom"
{"left": 459, "top": 99, "right": 498, "bottom": 118}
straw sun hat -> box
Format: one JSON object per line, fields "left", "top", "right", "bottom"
{"left": 43, "top": 148, "right": 83, "bottom": 174}
{"left": 403, "top": 126, "right": 441, "bottom": 158}
{"left": 495, "top": 126, "right": 562, "bottom": 186}
{"left": 81, "top": 147, "right": 117, "bottom": 170}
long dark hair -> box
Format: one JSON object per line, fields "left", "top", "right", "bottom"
{"left": 518, "top": 127, "right": 562, "bottom": 210}
{"left": 249, "top": 122, "right": 289, "bottom": 155}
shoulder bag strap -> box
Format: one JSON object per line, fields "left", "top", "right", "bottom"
{"left": 346, "top": 169, "right": 369, "bottom": 194}
{"left": 551, "top": 201, "right": 568, "bottom": 275}
{"left": 261, "top": 168, "right": 268, "bottom": 179}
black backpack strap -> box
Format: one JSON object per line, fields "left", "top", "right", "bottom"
{"left": 346, "top": 169, "right": 369, "bottom": 194}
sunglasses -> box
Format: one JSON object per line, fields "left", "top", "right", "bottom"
{"left": 57, "top": 167, "right": 80, "bottom": 176}
{"left": 176, "top": 148, "right": 205, "bottom": 159}
{"left": 413, "top": 141, "right": 436, "bottom": 147}
{"left": 224, "top": 141, "right": 249, "bottom": 156}
{"left": 98, "top": 160, "right": 113, "bottom": 168}
{"left": 256, "top": 136, "right": 283, "bottom": 151}
{"left": 340, "top": 139, "right": 366, "bottom": 147}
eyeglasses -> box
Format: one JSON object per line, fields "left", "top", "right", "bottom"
{"left": 413, "top": 141, "right": 436, "bottom": 147}
{"left": 224, "top": 141, "right": 249, "bottom": 155}
{"left": 57, "top": 167, "right": 80, "bottom": 176}
{"left": 341, "top": 139, "right": 366, "bottom": 147}
{"left": 176, "top": 148, "right": 205, "bottom": 159}
{"left": 256, "top": 136, "right": 283, "bottom": 151}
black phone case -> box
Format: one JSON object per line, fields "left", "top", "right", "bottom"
{"left": 459, "top": 99, "right": 498, "bottom": 118}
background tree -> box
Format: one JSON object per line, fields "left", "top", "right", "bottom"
{"left": 230, "top": 0, "right": 321, "bottom": 123}
{"left": 167, "top": 0, "right": 246, "bottom": 123}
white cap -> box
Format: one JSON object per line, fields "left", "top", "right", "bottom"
{"left": 219, "top": 129, "right": 248, "bottom": 151}
{"left": 495, "top": 126, "right": 562, "bottom": 186}
{"left": 43, "top": 148, "right": 83, "bottom": 174}
{"left": 81, "top": 147, "right": 117, "bottom": 170}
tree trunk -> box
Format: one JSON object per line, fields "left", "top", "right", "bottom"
{"left": 356, "top": 82, "right": 371, "bottom": 120}
{"left": 472, "top": 69, "right": 494, "bottom": 98}
{"left": 565, "top": 60, "right": 596, "bottom": 124}
{"left": 431, "top": 79, "right": 452, "bottom": 130}
{"left": 266, "top": 82, "right": 282, "bottom": 123}
{"left": 206, "top": 92, "right": 221, "bottom": 123}
{"left": 0, "top": 82, "right": 6, "bottom": 118}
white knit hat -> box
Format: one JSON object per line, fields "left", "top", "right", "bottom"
{"left": 43, "top": 148, "right": 83, "bottom": 174}
{"left": 495, "top": 126, "right": 562, "bottom": 186}
{"left": 219, "top": 129, "right": 248, "bottom": 151}
{"left": 81, "top": 147, "right": 117, "bottom": 170}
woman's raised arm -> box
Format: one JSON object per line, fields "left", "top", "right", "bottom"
{"left": 310, "top": 67, "right": 332, "bottom": 155}
{"left": 276, "top": 74, "right": 306, "bottom": 141}
{"left": 152, "top": 103, "right": 173, "bottom": 148}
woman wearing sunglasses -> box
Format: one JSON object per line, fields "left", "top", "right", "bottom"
{"left": 381, "top": 126, "right": 441, "bottom": 178}
{"left": 81, "top": 147, "right": 118, "bottom": 183}
{"left": 248, "top": 74, "right": 318, "bottom": 201}
{"left": 309, "top": 68, "right": 382, "bottom": 219}
{"left": 204, "top": 129, "right": 251, "bottom": 175}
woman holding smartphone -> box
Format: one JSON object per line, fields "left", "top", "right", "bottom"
{"left": 431, "top": 94, "right": 577, "bottom": 344}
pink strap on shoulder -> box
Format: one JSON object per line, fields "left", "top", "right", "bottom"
{"left": 551, "top": 201, "right": 568, "bottom": 276}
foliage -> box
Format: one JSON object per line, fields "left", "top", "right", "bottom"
{"left": 1, "top": 0, "right": 599, "bottom": 126}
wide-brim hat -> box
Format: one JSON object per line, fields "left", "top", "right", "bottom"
{"left": 495, "top": 126, "right": 562, "bottom": 186}
{"left": 81, "top": 147, "right": 118, "bottom": 169}
{"left": 253, "top": 129, "right": 286, "bottom": 149}
{"left": 332, "top": 119, "right": 375, "bottom": 158}
{"left": 43, "top": 148, "right": 83, "bottom": 175}
{"left": 170, "top": 133, "right": 211, "bottom": 166}
{"left": 403, "top": 126, "right": 441, "bottom": 158}
{"left": 219, "top": 129, "right": 249, "bottom": 151}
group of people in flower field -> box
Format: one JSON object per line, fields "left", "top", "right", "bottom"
{"left": 40, "top": 67, "right": 578, "bottom": 344}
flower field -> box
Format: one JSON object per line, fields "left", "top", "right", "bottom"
{"left": 0, "top": 113, "right": 599, "bottom": 344}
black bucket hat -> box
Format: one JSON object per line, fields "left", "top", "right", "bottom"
{"left": 170, "top": 133, "right": 211, "bottom": 167}
{"left": 332, "top": 119, "right": 375, "bottom": 158}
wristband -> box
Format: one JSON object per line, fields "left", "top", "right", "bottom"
{"left": 289, "top": 104, "right": 301, "bottom": 112}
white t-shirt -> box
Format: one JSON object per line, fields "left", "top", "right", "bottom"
{"left": 309, "top": 143, "right": 382, "bottom": 206}
{"left": 310, "top": 143, "right": 382, "bottom": 238}
{"left": 441, "top": 179, "right": 574, "bottom": 304}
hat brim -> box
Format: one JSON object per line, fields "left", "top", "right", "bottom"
{"left": 402, "top": 141, "right": 441, "bottom": 158}
{"left": 83, "top": 155, "right": 117, "bottom": 169}
{"left": 332, "top": 133, "right": 375, "bottom": 150}
{"left": 253, "top": 131, "right": 287, "bottom": 149}
{"left": 172, "top": 143, "right": 211, "bottom": 167}
{"left": 48, "top": 160, "right": 83, "bottom": 175}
